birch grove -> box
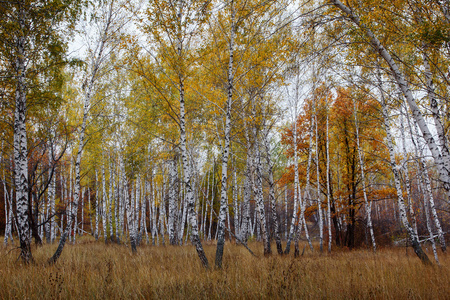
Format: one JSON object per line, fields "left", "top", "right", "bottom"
{"left": 0, "top": 0, "right": 448, "bottom": 268}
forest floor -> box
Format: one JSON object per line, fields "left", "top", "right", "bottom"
{"left": 0, "top": 236, "right": 449, "bottom": 299}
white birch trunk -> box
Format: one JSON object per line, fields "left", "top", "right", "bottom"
{"left": 353, "top": 100, "right": 376, "bottom": 252}
{"left": 119, "top": 160, "right": 125, "bottom": 242}
{"left": 108, "top": 161, "right": 114, "bottom": 241}
{"left": 215, "top": 0, "right": 235, "bottom": 268}
{"left": 285, "top": 126, "right": 299, "bottom": 254}
{"left": 180, "top": 189, "right": 189, "bottom": 245}
{"left": 284, "top": 188, "right": 288, "bottom": 240}
{"left": 48, "top": 69, "right": 92, "bottom": 262}
{"left": 126, "top": 180, "right": 137, "bottom": 252}
{"left": 201, "top": 171, "right": 210, "bottom": 237}
{"left": 159, "top": 182, "right": 166, "bottom": 245}
{"left": 3, "top": 166, "right": 13, "bottom": 246}
{"left": 88, "top": 187, "right": 92, "bottom": 236}
{"left": 294, "top": 183, "right": 303, "bottom": 256}
{"left": 411, "top": 118, "right": 445, "bottom": 257}
{"left": 174, "top": 3, "right": 208, "bottom": 266}
{"left": 304, "top": 113, "right": 315, "bottom": 252}
{"left": 135, "top": 178, "right": 140, "bottom": 244}
{"left": 13, "top": 3, "right": 32, "bottom": 261}
{"left": 423, "top": 187, "right": 440, "bottom": 264}
{"left": 151, "top": 177, "right": 158, "bottom": 245}
{"left": 81, "top": 187, "right": 85, "bottom": 236}
{"left": 423, "top": 50, "right": 450, "bottom": 195}
{"left": 168, "top": 158, "right": 178, "bottom": 245}
{"left": 232, "top": 168, "right": 239, "bottom": 238}
{"left": 95, "top": 169, "right": 100, "bottom": 240}
{"left": 69, "top": 167, "right": 73, "bottom": 243}
{"left": 326, "top": 105, "right": 332, "bottom": 253}
{"left": 3, "top": 189, "right": 10, "bottom": 246}
{"left": 180, "top": 89, "right": 207, "bottom": 264}
{"left": 208, "top": 170, "right": 214, "bottom": 241}
{"left": 51, "top": 0, "right": 117, "bottom": 252}
{"left": 263, "top": 126, "right": 282, "bottom": 254}
{"left": 102, "top": 164, "right": 108, "bottom": 243}
{"left": 2, "top": 149, "right": 14, "bottom": 246}
{"left": 114, "top": 167, "right": 120, "bottom": 243}
{"left": 143, "top": 179, "right": 149, "bottom": 244}
{"left": 315, "top": 112, "right": 324, "bottom": 253}
{"left": 399, "top": 108, "right": 418, "bottom": 238}
{"left": 421, "top": 54, "right": 447, "bottom": 252}
{"left": 239, "top": 140, "right": 252, "bottom": 244}
{"left": 60, "top": 173, "right": 65, "bottom": 237}
{"left": 379, "top": 80, "right": 431, "bottom": 264}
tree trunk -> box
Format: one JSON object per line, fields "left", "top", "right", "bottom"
{"left": 400, "top": 107, "right": 418, "bottom": 239}
{"left": 215, "top": 0, "right": 235, "bottom": 269}
{"left": 315, "top": 112, "right": 324, "bottom": 253}
{"left": 253, "top": 137, "right": 271, "bottom": 256}
{"left": 354, "top": 99, "right": 376, "bottom": 252}
{"left": 48, "top": 79, "right": 91, "bottom": 263}
{"left": 240, "top": 139, "right": 252, "bottom": 245}
{"left": 95, "top": 169, "right": 100, "bottom": 240}
{"left": 378, "top": 75, "right": 431, "bottom": 265}
{"left": 102, "top": 163, "right": 108, "bottom": 243}
{"left": 168, "top": 158, "right": 178, "bottom": 245}
{"left": 326, "top": 101, "right": 332, "bottom": 253}
{"left": 285, "top": 94, "right": 300, "bottom": 254}
{"left": 14, "top": 3, "right": 32, "bottom": 262}
{"left": 263, "top": 127, "right": 282, "bottom": 254}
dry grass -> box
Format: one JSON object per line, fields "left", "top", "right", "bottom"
{"left": 1, "top": 237, "right": 449, "bottom": 299}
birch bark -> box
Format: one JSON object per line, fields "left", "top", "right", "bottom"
{"left": 102, "top": 164, "right": 108, "bottom": 243}
{"left": 48, "top": 66, "right": 93, "bottom": 262}
{"left": 108, "top": 161, "right": 114, "bottom": 241}
{"left": 378, "top": 78, "right": 431, "bottom": 264}
{"left": 284, "top": 124, "right": 299, "bottom": 254}
{"left": 423, "top": 185, "right": 440, "bottom": 264}
{"left": 409, "top": 112, "right": 445, "bottom": 256}
{"left": 208, "top": 168, "right": 214, "bottom": 241}
{"left": 13, "top": 1, "right": 32, "bottom": 262}
{"left": 168, "top": 158, "right": 178, "bottom": 245}
{"left": 3, "top": 164, "right": 13, "bottom": 246}
{"left": 353, "top": 100, "right": 376, "bottom": 252}
{"left": 172, "top": 0, "right": 209, "bottom": 267}
{"left": 285, "top": 75, "right": 300, "bottom": 254}
{"left": 421, "top": 53, "right": 447, "bottom": 252}
{"left": 215, "top": 0, "right": 236, "bottom": 269}
{"left": 232, "top": 167, "right": 239, "bottom": 239}
{"left": 253, "top": 137, "right": 271, "bottom": 255}
{"left": 95, "top": 169, "right": 99, "bottom": 240}
{"left": 126, "top": 180, "right": 137, "bottom": 252}
{"left": 326, "top": 103, "right": 332, "bottom": 253}
{"left": 399, "top": 108, "right": 418, "bottom": 238}
{"left": 315, "top": 112, "right": 324, "bottom": 253}
{"left": 159, "top": 182, "right": 166, "bottom": 245}
{"left": 263, "top": 125, "right": 282, "bottom": 254}
{"left": 239, "top": 136, "right": 252, "bottom": 245}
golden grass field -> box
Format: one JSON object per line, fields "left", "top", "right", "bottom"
{"left": 0, "top": 237, "right": 449, "bottom": 299}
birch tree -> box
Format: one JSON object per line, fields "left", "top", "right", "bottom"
{"left": 377, "top": 70, "right": 431, "bottom": 264}
{"left": 49, "top": 0, "right": 129, "bottom": 263}
{"left": 353, "top": 98, "right": 376, "bottom": 252}
{"left": 142, "top": 0, "right": 211, "bottom": 267}
{"left": 0, "top": 0, "right": 81, "bottom": 263}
